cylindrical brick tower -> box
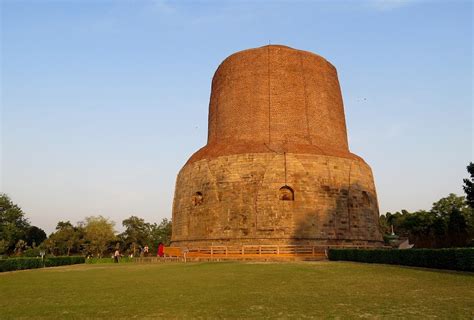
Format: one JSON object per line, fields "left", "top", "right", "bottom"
{"left": 171, "top": 45, "right": 383, "bottom": 248}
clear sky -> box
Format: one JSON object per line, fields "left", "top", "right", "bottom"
{"left": 1, "top": 0, "right": 472, "bottom": 234}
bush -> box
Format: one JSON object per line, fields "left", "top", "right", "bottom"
{"left": 21, "top": 247, "right": 42, "bottom": 257}
{"left": 328, "top": 248, "right": 474, "bottom": 271}
{"left": 0, "top": 257, "right": 43, "bottom": 272}
{"left": 0, "top": 256, "right": 85, "bottom": 272}
{"left": 85, "top": 256, "right": 134, "bottom": 264}
{"left": 44, "top": 256, "right": 85, "bottom": 267}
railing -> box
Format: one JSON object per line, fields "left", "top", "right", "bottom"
{"left": 133, "top": 244, "right": 380, "bottom": 262}
{"left": 163, "top": 247, "right": 183, "bottom": 257}
{"left": 188, "top": 245, "right": 372, "bottom": 256}
{"left": 187, "top": 245, "right": 376, "bottom": 259}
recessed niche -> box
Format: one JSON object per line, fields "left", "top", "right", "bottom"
{"left": 279, "top": 186, "right": 294, "bottom": 201}
{"left": 192, "top": 192, "right": 203, "bottom": 206}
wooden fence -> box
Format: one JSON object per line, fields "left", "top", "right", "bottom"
{"left": 132, "top": 244, "right": 378, "bottom": 262}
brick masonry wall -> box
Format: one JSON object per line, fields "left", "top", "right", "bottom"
{"left": 189, "top": 45, "right": 352, "bottom": 164}
{"left": 171, "top": 45, "right": 383, "bottom": 248}
{"left": 172, "top": 153, "right": 383, "bottom": 247}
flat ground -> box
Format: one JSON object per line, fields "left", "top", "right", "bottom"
{"left": 1, "top": 261, "right": 473, "bottom": 319}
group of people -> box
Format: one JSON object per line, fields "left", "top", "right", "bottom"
{"left": 113, "top": 243, "right": 165, "bottom": 263}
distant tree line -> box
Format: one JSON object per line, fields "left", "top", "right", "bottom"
{"left": 379, "top": 193, "right": 473, "bottom": 247}
{"left": 0, "top": 194, "right": 172, "bottom": 258}
{"left": 379, "top": 162, "right": 474, "bottom": 248}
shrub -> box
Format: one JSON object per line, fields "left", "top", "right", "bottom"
{"left": 85, "top": 256, "right": 134, "bottom": 264}
{"left": 0, "top": 257, "right": 43, "bottom": 272}
{"left": 21, "top": 247, "right": 42, "bottom": 257}
{"left": 328, "top": 248, "right": 474, "bottom": 271}
{"left": 0, "top": 256, "right": 85, "bottom": 272}
{"left": 44, "top": 256, "right": 85, "bottom": 267}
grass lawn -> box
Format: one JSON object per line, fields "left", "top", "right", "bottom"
{"left": 1, "top": 261, "right": 473, "bottom": 319}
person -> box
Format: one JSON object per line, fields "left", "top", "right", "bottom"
{"left": 144, "top": 245, "right": 149, "bottom": 257}
{"left": 114, "top": 249, "right": 120, "bottom": 263}
{"left": 158, "top": 243, "right": 164, "bottom": 257}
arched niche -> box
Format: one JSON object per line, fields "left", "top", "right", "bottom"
{"left": 279, "top": 186, "right": 294, "bottom": 201}
{"left": 192, "top": 192, "right": 203, "bottom": 206}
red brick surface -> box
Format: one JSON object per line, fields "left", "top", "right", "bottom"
{"left": 189, "top": 45, "right": 353, "bottom": 164}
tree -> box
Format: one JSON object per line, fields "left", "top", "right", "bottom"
{"left": 0, "top": 194, "right": 30, "bottom": 254}
{"left": 150, "top": 218, "right": 172, "bottom": 248}
{"left": 432, "top": 194, "right": 473, "bottom": 245}
{"left": 25, "top": 226, "right": 47, "bottom": 247}
{"left": 121, "top": 216, "right": 151, "bottom": 256}
{"left": 47, "top": 221, "right": 84, "bottom": 256}
{"left": 42, "top": 237, "right": 56, "bottom": 256}
{"left": 14, "top": 239, "right": 27, "bottom": 255}
{"left": 380, "top": 194, "right": 473, "bottom": 248}
{"left": 431, "top": 215, "right": 447, "bottom": 248}
{"left": 463, "top": 162, "right": 474, "bottom": 208}
{"left": 82, "top": 216, "right": 116, "bottom": 257}
{"left": 56, "top": 221, "right": 74, "bottom": 230}
{"left": 447, "top": 207, "right": 468, "bottom": 247}
{"left": 380, "top": 210, "right": 410, "bottom": 238}
{"left": 431, "top": 193, "right": 469, "bottom": 217}
{"left": 378, "top": 214, "right": 391, "bottom": 235}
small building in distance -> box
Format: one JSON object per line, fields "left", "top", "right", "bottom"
{"left": 171, "top": 45, "right": 383, "bottom": 249}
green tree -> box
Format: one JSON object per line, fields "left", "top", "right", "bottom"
{"left": 150, "top": 218, "right": 172, "bottom": 248}
{"left": 447, "top": 207, "right": 468, "bottom": 247}
{"left": 463, "top": 162, "right": 474, "bottom": 208}
{"left": 0, "top": 194, "right": 30, "bottom": 254}
{"left": 431, "top": 215, "right": 447, "bottom": 248}
{"left": 120, "top": 216, "right": 152, "bottom": 256}
{"left": 14, "top": 239, "right": 27, "bottom": 255}
{"left": 42, "top": 237, "right": 55, "bottom": 256}
{"left": 25, "top": 226, "right": 47, "bottom": 248}
{"left": 82, "top": 216, "right": 116, "bottom": 257}
{"left": 400, "top": 210, "right": 444, "bottom": 247}
{"left": 378, "top": 214, "right": 391, "bottom": 235}
{"left": 432, "top": 193, "right": 473, "bottom": 245}
{"left": 431, "top": 193, "right": 470, "bottom": 217}
{"left": 382, "top": 194, "right": 473, "bottom": 248}
{"left": 56, "top": 221, "right": 74, "bottom": 230}
{"left": 47, "top": 221, "right": 84, "bottom": 255}
{"left": 380, "top": 210, "right": 411, "bottom": 237}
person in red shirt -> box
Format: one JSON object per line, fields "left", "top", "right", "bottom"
{"left": 157, "top": 243, "right": 164, "bottom": 257}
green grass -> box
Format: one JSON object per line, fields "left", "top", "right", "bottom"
{"left": 85, "top": 257, "right": 134, "bottom": 264}
{"left": 0, "top": 261, "right": 473, "bottom": 319}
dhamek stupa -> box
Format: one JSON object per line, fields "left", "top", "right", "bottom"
{"left": 171, "top": 45, "right": 383, "bottom": 248}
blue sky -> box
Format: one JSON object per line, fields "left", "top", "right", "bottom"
{"left": 1, "top": 0, "right": 472, "bottom": 234}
